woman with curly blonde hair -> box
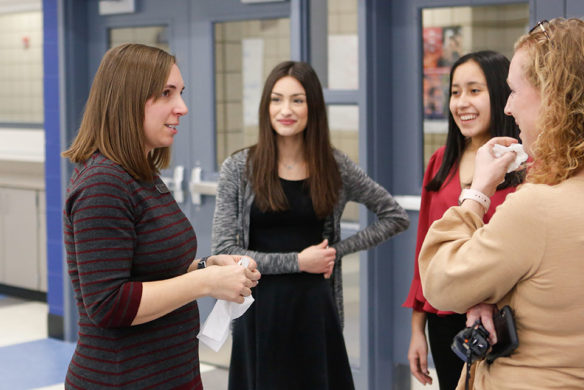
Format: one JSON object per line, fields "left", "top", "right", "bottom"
{"left": 516, "top": 18, "right": 584, "bottom": 185}
{"left": 418, "top": 18, "right": 584, "bottom": 389}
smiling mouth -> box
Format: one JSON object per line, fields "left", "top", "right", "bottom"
{"left": 278, "top": 120, "right": 296, "bottom": 125}
{"left": 459, "top": 114, "right": 477, "bottom": 121}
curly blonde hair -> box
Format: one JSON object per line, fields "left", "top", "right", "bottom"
{"left": 515, "top": 18, "right": 584, "bottom": 185}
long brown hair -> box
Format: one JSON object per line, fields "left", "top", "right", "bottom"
{"left": 515, "top": 18, "right": 584, "bottom": 185}
{"left": 62, "top": 43, "right": 175, "bottom": 182}
{"left": 248, "top": 61, "right": 341, "bottom": 218}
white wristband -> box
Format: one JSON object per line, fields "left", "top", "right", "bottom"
{"left": 458, "top": 188, "right": 491, "bottom": 213}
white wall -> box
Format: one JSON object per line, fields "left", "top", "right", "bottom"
{"left": 0, "top": 10, "right": 43, "bottom": 124}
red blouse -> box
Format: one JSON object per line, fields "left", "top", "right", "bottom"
{"left": 403, "top": 146, "right": 517, "bottom": 315}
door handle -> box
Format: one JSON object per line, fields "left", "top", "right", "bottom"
{"left": 189, "top": 167, "right": 218, "bottom": 205}
{"left": 160, "top": 165, "right": 185, "bottom": 203}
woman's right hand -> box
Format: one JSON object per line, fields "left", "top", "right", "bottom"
{"left": 298, "top": 239, "right": 336, "bottom": 275}
{"left": 472, "top": 137, "right": 519, "bottom": 197}
{"left": 206, "top": 261, "right": 261, "bottom": 303}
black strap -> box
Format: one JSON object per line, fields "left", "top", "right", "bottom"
{"left": 465, "top": 348, "right": 472, "bottom": 390}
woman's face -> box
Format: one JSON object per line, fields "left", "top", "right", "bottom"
{"left": 269, "top": 76, "right": 308, "bottom": 140}
{"left": 143, "top": 64, "right": 188, "bottom": 154}
{"left": 449, "top": 60, "right": 492, "bottom": 144}
{"left": 504, "top": 48, "right": 542, "bottom": 156}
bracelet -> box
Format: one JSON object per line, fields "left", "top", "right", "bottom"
{"left": 458, "top": 188, "right": 491, "bottom": 213}
{"left": 197, "top": 256, "right": 210, "bottom": 270}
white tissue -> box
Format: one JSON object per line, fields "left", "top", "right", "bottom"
{"left": 492, "top": 143, "right": 528, "bottom": 173}
{"left": 197, "top": 256, "right": 255, "bottom": 352}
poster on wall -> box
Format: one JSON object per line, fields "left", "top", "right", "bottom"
{"left": 422, "top": 26, "right": 462, "bottom": 120}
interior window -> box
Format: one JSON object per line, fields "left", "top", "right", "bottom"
{"left": 214, "top": 19, "right": 291, "bottom": 168}
{"left": 421, "top": 4, "right": 529, "bottom": 168}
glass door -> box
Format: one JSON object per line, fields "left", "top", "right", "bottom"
{"left": 85, "top": 0, "right": 291, "bottom": 369}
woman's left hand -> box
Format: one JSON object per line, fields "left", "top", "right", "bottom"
{"left": 466, "top": 303, "right": 498, "bottom": 345}
{"left": 472, "top": 137, "right": 518, "bottom": 197}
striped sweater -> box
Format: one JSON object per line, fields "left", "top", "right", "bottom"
{"left": 63, "top": 153, "right": 202, "bottom": 389}
{"left": 212, "top": 148, "right": 410, "bottom": 326}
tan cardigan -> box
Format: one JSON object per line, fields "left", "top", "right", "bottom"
{"left": 419, "top": 177, "right": 584, "bottom": 390}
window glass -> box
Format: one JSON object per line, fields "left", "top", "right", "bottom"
{"left": 329, "top": 104, "right": 360, "bottom": 364}
{"left": 342, "top": 252, "right": 360, "bottom": 365}
{"left": 109, "top": 26, "right": 170, "bottom": 51}
{"left": 329, "top": 104, "right": 359, "bottom": 225}
{"left": 421, "top": 4, "right": 529, "bottom": 167}
{"left": 327, "top": 0, "right": 358, "bottom": 90}
{"left": 214, "top": 19, "right": 290, "bottom": 168}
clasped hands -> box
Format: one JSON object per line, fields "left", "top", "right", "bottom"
{"left": 205, "top": 254, "right": 261, "bottom": 304}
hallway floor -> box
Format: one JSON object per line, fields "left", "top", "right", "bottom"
{"left": 0, "top": 294, "right": 228, "bottom": 390}
{"left": 0, "top": 293, "right": 438, "bottom": 390}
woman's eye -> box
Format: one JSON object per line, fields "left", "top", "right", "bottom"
{"left": 294, "top": 98, "right": 305, "bottom": 104}
{"left": 162, "top": 90, "right": 170, "bottom": 97}
{"left": 270, "top": 97, "right": 281, "bottom": 103}
{"left": 451, "top": 90, "right": 460, "bottom": 96}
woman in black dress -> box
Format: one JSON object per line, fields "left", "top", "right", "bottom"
{"left": 212, "top": 61, "right": 410, "bottom": 390}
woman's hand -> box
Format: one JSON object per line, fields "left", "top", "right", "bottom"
{"left": 408, "top": 329, "right": 432, "bottom": 385}
{"left": 205, "top": 259, "right": 261, "bottom": 303}
{"left": 472, "top": 137, "right": 519, "bottom": 197}
{"left": 466, "top": 303, "right": 498, "bottom": 345}
{"left": 207, "top": 254, "right": 239, "bottom": 267}
{"left": 298, "top": 239, "right": 336, "bottom": 276}
{"left": 408, "top": 310, "right": 432, "bottom": 385}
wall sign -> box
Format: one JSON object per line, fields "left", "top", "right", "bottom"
{"left": 99, "top": 0, "right": 135, "bottom": 15}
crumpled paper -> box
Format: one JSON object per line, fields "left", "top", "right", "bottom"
{"left": 197, "top": 256, "right": 254, "bottom": 352}
{"left": 492, "top": 143, "right": 528, "bottom": 172}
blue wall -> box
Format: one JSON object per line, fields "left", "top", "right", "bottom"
{"left": 43, "top": 0, "right": 64, "bottom": 335}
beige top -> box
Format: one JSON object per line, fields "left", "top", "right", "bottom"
{"left": 419, "top": 177, "right": 584, "bottom": 390}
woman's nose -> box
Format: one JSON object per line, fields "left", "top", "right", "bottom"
{"left": 504, "top": 96, "right": 512, "bottom": 116}
{"left": 175, "top": 96, "right": 188, "bottom": 116}
{"left": 280, "top": 101, "right": 292, "bottom": 115}
{"left": 456, "top": 93, "right": 470, "bottom": 108}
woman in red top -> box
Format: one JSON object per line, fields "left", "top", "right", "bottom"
{"left": 403, "top": 51, "right": 524, "bottom": 389}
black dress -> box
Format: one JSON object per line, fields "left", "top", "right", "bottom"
{"left": 228, "top": 178, "right": 355, "bottom": 390}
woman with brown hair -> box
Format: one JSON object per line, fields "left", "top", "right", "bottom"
{"left": 419, "top": 18, "right": 584, "bottom": 389}
{"left": 212, "top": 60, "right": 410, "bottom": 389}
{"left": 62, "top": 43, "right": 260, "bottom": 389}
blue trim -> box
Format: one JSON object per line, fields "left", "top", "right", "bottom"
{"left": 43, "top": 0, "right": 64, "bottom": 321}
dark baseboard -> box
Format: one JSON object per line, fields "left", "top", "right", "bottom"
{"left": 48, "top": 312, "right": 65, "bottom": 340}
{"left": 0, "top": 284, "right": 46, "bottom": 302}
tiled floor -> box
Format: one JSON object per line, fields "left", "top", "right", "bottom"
{"left": 0, "top": 294, "right": 228, "bottom": 390}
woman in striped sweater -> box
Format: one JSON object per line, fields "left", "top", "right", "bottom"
{"left": 62, "top": 43, "right": 260, "bottom": 389}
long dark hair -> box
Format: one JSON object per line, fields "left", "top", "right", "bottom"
{"left": 426, "top": 50, "right": 524, "bottom": 191}
{"left": 248, "top": 61, "right": 341, "bottom": 218}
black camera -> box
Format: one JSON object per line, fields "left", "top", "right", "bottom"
{"left": 451, "top": 305, "right": 519, "bottom": 365}
{"left": 451, "top": 321, "right": 490, "bottom": 363}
